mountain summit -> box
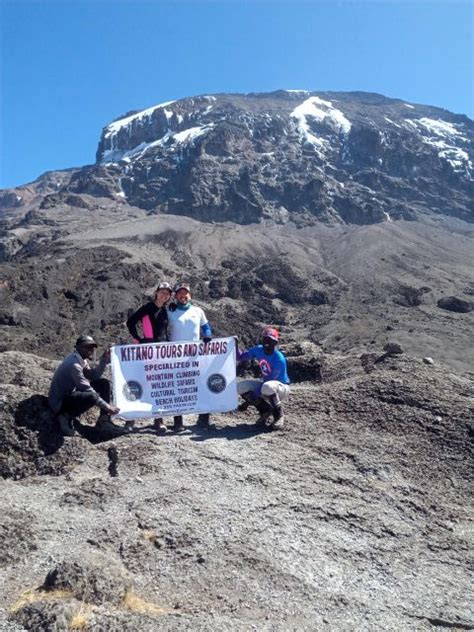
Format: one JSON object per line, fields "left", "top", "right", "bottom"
{"left": 2, "top": 90, "right": 473, "bottom": 227}
{"left": 88, "top": 90, "right": 473, "bottom": 225}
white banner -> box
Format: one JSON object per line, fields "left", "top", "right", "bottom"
{"left": 111, "top": 337, "right": 237, "bottom": 420}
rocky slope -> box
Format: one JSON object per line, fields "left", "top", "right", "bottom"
{"left": 1, "top": 349, "right": 473, "bottom": 631}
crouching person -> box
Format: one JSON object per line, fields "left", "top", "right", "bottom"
{"left": 236, "top": 327, "right": 290, "bottom": 430}
{"left": 48, "top": 335, "right": 121, "bottom": 436}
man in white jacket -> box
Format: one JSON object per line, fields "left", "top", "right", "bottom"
{"left": 167, "top": 284, "right": 213, "bottom": 431}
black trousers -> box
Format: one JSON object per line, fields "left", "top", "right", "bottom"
{"left": 61, "top": 379, "right": 111, "bottom": 418}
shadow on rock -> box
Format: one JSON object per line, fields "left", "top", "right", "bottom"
{"left": 74, "top": 420, "right": 129, "bottom": 444}
{"left": 14, "top": 394, "right": 64, "bottom": 455}
{"left": 190, "top": 421, "right": 267, "bottom": 442}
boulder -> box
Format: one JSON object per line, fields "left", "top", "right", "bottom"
{"left": 437, "top": 296, "right": 472, "bottom": 313}
{"left": 12, "top": 600, "right": 77, "bottom": 632}
{"left": 42, "top": 554, "right": 132, "bottom": 606}
{"left": 0, "top": 389, "right": 91, "bottom": 480}
{"left": 383, "top": 341, "right": 404, "bottom": 355}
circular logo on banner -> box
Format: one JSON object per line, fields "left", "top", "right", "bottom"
{"left": 207, "top": 373, "right": 226, "bottom": 394}
{"left": 123, "top": 380, "right": 143, "bottom": 401}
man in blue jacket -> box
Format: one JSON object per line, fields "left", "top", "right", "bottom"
{"left": 236, "top": 327, "right": 290, "bottom": 430}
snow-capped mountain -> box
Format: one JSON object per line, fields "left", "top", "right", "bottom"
{"left": 1, "top": 90, "right": 473, "bottom": 225}
{"left": 89, "top": 90, "right": 473, "bottom": 224}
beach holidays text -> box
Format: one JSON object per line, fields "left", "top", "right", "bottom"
{"left": 111, "top": 338, "right": 237, "bottom": 420}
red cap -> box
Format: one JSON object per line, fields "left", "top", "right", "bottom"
{"left": 262, "top": 327, "right": 279, "bottom": 342}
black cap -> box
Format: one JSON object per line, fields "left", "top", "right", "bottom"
{"left": 75, "top": 335, "right": 98, "bottom": 348}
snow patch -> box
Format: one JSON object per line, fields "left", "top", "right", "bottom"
{"left": 403, "top": 103, "right": 415, "bottom": 109}
{"left": 405, "top": 117, "right": 472, "bottom": 174}
{"left": 100, "top": 124, "right": 214, "bottom": 164}
{"left": 438, "top": 146, "right": 472, "bottom": 171}
{"left": 173, "top": 125, "right": 213, "bottom": 144}
{"left": 383, "top": 211, "right": 392, "bottom": 222}
{"left": 384, "top": 117, "right": 401, "bottom": 129}
{"left": 104, "top": 100, "right": 176, "bottom": 138}
{"left": 101, "top": 137, "right": 170, "bottom": 164}
{"left": 290, "top": 97, "right": 352, "bottom": 149}
{"left": 417, "top": 117, "right": 461, "bottom": 138}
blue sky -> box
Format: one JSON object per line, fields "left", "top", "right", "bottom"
{"left": 1, "top": 0, "right": 472, "bottom": 188}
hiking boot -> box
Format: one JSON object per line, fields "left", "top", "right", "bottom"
{"left": 124, "top": 420, "right": 135, "bottom": 433}
{"left": 96, "top": 412, "right": 112, "bottom": 425}
{"left": 153, "top": 418, "right": 167, "bottom": 434}
{"left": 96, "top": 415, "right": 127, "bottom": 437}
{"left": 255, "top": 400, "right": 273, "bottom": 427}
{"left": 57, "top": 413, "right": 75, "bottom": 437}
{"left": 173, "top": 416, "right": 184, "bottom": 433}
{"left": 255, "top": 411, "right": 271, "bottom": 427}
{"left": 196, "top": 413, "right": 211, "bottom": 428}
{"left": 268, "top": 406, "right": 284, "bottom": 430}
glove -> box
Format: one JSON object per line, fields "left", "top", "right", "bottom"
{"left": 203, "top": 336, "right": 212, "bottom": 344}
{"left": 168, "top": 302, "right": 177, "bottom": 312}
{"left": 139, "top": 338, "right": 153, "bottom": 344}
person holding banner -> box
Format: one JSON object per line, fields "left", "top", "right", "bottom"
{"left": 236, "top": 327, "right": 290, "bottom": 430}
{"left": 167, "top": 283, "right": 213, "bottom": 431}
{"left": 48, "top": 335, "right": 122, "bottom": 437}
{"left": 126, "top": 282, "right": 172, "bottom": 344}
{"left": 125, "top": 281, "right": 173, "bottom": 433}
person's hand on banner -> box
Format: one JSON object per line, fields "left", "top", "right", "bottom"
{"left": 102, "top": 348, "right": 111, "bottom": 362}
{"left": 203, "top": 336, "right": 212, "bottom": 344}
{"left": 168, "top": 302, "right": 177, "bottom": 312}
{"left": 108, "top": 404, "right": 120, "bottom": 415}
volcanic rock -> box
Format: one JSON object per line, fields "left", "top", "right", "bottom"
{"left": 383, "top": 341, "right": 404, "bottom": 355}
{"left": 0, "top": 350, "right": 472, "bottom": 630}
{"left": 437, "top": 296, "right": 473, "bottom": 313}
{"left": 42, "top": 554, "right": 131, "bottom": 605}
{"left": 0, "top": 351, "right": 92, "bottom": 480}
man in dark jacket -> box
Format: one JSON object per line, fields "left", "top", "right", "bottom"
{"left": 49, "top": 335, "right": 121, "bottom": 436}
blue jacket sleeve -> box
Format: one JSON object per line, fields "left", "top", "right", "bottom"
{"left": 201, "top": 322, "right": 212, "bottom": 338}
{"left": 237, "top": 347, "right": 255, "bottom": 363}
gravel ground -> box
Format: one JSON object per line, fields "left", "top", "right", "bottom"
{"left": 1, "top": 351, "right": 473, "bottom": 631}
